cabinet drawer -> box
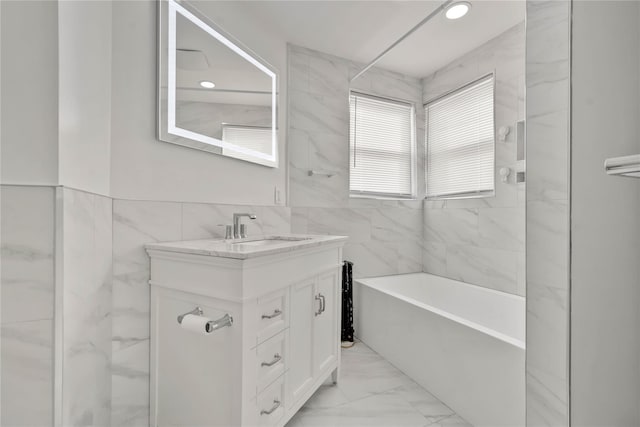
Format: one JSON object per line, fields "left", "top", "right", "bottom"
{"left": 255, "top": 375, "right": 285, "bottom": 426}
{"left": 256, "top": 290, "right": 288, "bottom": 344}
{"left": 256, "top": 330, "right": 286, "bottom": 393}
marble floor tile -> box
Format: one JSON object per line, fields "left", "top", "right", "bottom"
{"left": 286, "top": 341, "right": 469, "bottom": 427}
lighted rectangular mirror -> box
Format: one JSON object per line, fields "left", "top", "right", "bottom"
{"left": 158, "top": 0, "right": 278, "bottom": 167}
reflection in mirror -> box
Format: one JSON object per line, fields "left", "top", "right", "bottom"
{"left": 158, "top": 0, "right": 278, "bottom": 167}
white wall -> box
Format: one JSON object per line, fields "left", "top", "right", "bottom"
{"left": 571, "top": 2, "right": 640, "bottom": 425}
{"left": 58, "top": 1, "right": 112, "bottom": 196}
{"left": 0, "top": 1, "right": 59, "bottom": 185}
{"left": 110, "top": 0, "right": 288, "bottom": 205}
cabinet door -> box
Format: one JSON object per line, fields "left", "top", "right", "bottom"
{"left": 313, "top": 269, "right": 340, "bottom": 375}
{"left": 287, "top": 279, "right": 315, "bottom": 407}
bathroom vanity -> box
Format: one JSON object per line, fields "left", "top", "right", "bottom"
{"left": 146, "top": 235, "right": 347, "bottom": 427}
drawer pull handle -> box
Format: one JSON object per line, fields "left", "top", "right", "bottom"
{"left": 261, "top": 309, "right": 282, "bottom": 320}
{"left": 261, "top": 353, "right": 282, "bottom": 367}
{"left": 315, "top": 294, "right": 326, "bottom": 316}
{"left": 260, "top": 399, "right": 281, "bottom": 416}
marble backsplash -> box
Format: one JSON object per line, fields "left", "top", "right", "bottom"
{"left": 422, "top": 22, "right": 526, "bottom": 296}
{"left": 288, "top": 45, "right": 425, "bottom": 279}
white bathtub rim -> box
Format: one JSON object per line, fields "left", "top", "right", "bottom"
{"left": 355, "top": 274, "right": 526, "bottom": 350}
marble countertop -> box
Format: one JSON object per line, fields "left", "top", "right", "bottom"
{"left": 145, "top": 234, "right": 348, "bottom": 260}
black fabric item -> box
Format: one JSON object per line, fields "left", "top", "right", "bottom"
{"left": 341, "top": 260, "right": 355, "bottom": 342}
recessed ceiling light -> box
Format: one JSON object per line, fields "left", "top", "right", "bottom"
{"left": 199, "top": 80, "right": 216, "bottom": 89}
{"left": 445, "top": 1, "right": 471, "bottom": 20}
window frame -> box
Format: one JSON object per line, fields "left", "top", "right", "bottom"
{"left": 348, "top": 90, "right": 418, "bottom": 200}
{"left": 423, "top": 73, "right": 496, "bottom": 201}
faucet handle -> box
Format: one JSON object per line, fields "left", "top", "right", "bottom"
{"left": 240, "top": 224, "right": 247, "bottom": 239}
{"left": 217, "top": 224, "right": 234, "bottom": 239}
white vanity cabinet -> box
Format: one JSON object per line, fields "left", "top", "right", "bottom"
{"left": 146, "top": 235, "right": 346, "bottom": 427}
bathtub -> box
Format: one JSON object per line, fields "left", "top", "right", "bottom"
{"left": 354, "top": 272, "right": 525, "bottom": 427}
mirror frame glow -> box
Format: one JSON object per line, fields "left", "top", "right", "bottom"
{"left": 158, "top": 0, "right": 278, "bottom": 167}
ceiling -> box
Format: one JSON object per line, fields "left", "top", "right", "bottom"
{"left": 232, "top": 0, "right": 525, "bottom": 78}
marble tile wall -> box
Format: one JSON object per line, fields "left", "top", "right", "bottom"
{"left": 525, "top": 1, "right": 571, "bottom": 425}
{"left": 58, "top": 187, "right": 113, "bottom": 426}
{"left": 422, "top": 22, "right": 526, "bottom": 296}
{"left": 288, "top": 45, "right": 425, "bottom": 279}
{"left": 111, "top": 199, "right": 290, "bottom": 425}
{"left": 1, "top": 185, "right": 55, "bottom": 426}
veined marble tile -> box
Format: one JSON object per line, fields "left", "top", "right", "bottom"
{"left": 423, "top": 208, "right": 479, "bottom": 245}
{"left": 422, "top": 241, "right": 447, "bottom": 277}
{"left": 1, "top": 185, "right": 55, "bottom": 323}
{"left": 344, "top": 241, "right": 398, "bottom": 279}
{"left": 60, "top": 188, "right": 112, "bottom": 427}
{"left": 526, "top": 110, "right": 570, "bottom": 202}
{"left": 516, "top": 251, "right": 526, "bottom": 297}
{"left": 526, "top": 199, "right": 569, "bottom": 289}
{"left": 112, "top": 200, "right": 181, "bottom": 351}
{"left": 1, "top": 319, "right": 53, "bottom": 427}
{"left": 288, "top": 45, "right": 310, "bottom": 92}
{"left": 289, "top": 89, "right": 349, "bottom": 137}
{"left": 288, "top": 392, "right": 429, "bottom": 427}
{"left": 478, "top": 207, "right": 525, "bottom": 252}
{"left": 291, "top": 208, "right": 309, "bottom": 234}
{"left": 111, "top": 339, "right": 150, "bottom": 427}
{"left": 181, "top": 202, "right": 269, "bottom": 240}
{"left": 262, "top": 206, "right": 292, "bottom": 235}
{"left": 306, "top": 208, "right": 371, "bottom": 243}
{"left": 526, "top": 1, "right": 571, "bottom": 424}
{"left": 372, "top": 207, "right": 422, "bottom": 243}
{"left": 426, "top": 415, "right": 473, "bottom": 427}
{"left": 308, "top": 51, "right": 350, "bottom": 98}
{"left": 385, "top": 383, "right": 455, "bottom": 419}
{"left": 446, "top": 244, "right": 518, "bottom": 294}
{"left": 397, "top": 240, "right": 423, "bottom": 275}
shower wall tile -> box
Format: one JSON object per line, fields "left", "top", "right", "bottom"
{"left": 422, "top": 22, "right": 525, "bottom": 296}
{"left": 111, "top": 199, "right": 291, "bottom": 425}
{"left": 288, "top": 45, "right": 425, "bottom": 278}
{"left": 422, "top": 241, "right": 447, "bottom": 277}
{"left": 59, "top": 187, "right": 113, "bottom": 426}
{"left": 446, "top": 244, "right": 519, "bottom": 294}
{"left": 1, "top": 319, "right": 54, "bottom": 426}
{"left": 1, "top": 185, "right": 55, "bottom": 323}
{"left": 525, "top": 0, "right": 571, "bottom": 425}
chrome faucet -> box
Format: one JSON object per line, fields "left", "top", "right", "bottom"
{"left": 233, "top": 213, "right": 257, "bottom": 239}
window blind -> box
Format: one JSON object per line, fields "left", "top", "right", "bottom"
{"left": 222, "top": 125, "right": 272, "bottom": 156}
{"left": 349, "top": 92, "right": 415, "bottom": 197}
{"left": 425, "top": 74, "right": 495, "bottom": 199}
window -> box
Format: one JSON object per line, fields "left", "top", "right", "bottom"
{"left": 349, "top": 92, "right": 415, "bottom": 198}
{"left": 425, "top": 74, "right": 495, "bottom": 199}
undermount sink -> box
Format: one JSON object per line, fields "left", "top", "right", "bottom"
{"left": 231, "top": 237, "right": 312, "bottom": 247}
